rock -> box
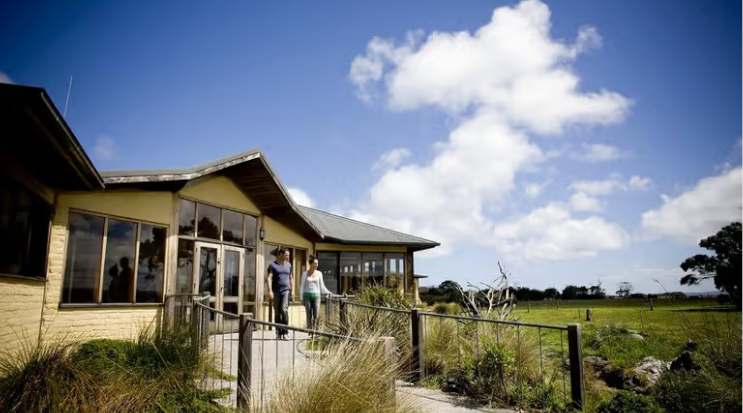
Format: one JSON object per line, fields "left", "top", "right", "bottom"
{"left": 629, "top": 333, "right": 645, "bottom": 341}
{"left": 633, "top": 356, "right": 666, "bottom": 385}
{"left": 670, "top": 351, "right": 697, "bottom": 372}
{"left": 626, "top": 329, "right": 639, "bottom": 335}
{"left": 685, "top": 339, "right": 698, "bottom": 352}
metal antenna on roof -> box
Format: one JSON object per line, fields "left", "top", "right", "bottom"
{"left": 63, "top": 76, "right": 73, "bottom": 117}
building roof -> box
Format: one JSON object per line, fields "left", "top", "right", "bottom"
{"left": 298, "top": 206, "right": 439, "bottom": 251}
{"left": 0, "top": 83, "right": 104, "bottom": 192}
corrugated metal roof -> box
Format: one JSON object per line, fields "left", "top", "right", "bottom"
{"left": 298, "top": 206, "right": 439, "bottom": 248}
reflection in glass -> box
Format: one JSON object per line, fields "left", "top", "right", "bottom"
{"left": 244, "top": 248, "right": 256, "bottom": 304}
{"left": 385, "top": 253, "right": 405, "bottom": 290}
{"left": 63, "top": 213, "right": 105, "bottom": 303}
{"left": 363, "top": 253, "right": 384, "bottom": 288}
{"left": 317, "top": 252, "right": 339, "bottom": 294}
{"left": 340, "top": 252, "right": 361, "bottom": 293}
{"left": 245, "top": 215, "right": 257, "bottom": 246}
{"left": 137, "top": 224, "right": 166, "bottom": 303}
{"left": 197, "top": 203, "right": 221, "bottom": 240}
{"left": 222, "top": 210, "right": 244, "bottom": 244}
{"left": 178, "top": 199, "right": 195, "bottom": 236}
{"left": 199, "top": 246, "right": 218, "bottom": 296}
{"left": 223, "top": 250, "right": 240, "bottom": 298}
{"left": 102, "top": 219, "right": 137, "bottom": 303}
{"left": 176, "top": 239, "right": 194, "bottom": 293}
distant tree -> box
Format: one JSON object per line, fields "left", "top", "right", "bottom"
{"left": 562, "top": 285, "right": 580, "bottom": 300}
{"left": 544, "top": 287, "right": 560, "bottom": 299}
{"left": 680, "top": 222, "right": 741, "bottom": 309}
{"left": 589, "top": 280, "right": 606, "bottom": 299}
{"left": 616, "top": 282, "right": 634, "bottom": 298}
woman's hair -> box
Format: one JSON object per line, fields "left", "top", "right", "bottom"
{"left": 308, "top": 255, "right": 319, "bottom": 265}
{"left": 276, "top": 247, "right": 286, "bottom": 256}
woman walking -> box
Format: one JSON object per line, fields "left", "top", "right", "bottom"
{"left": 299, "top": 255, "right": 332, "bottom": 332}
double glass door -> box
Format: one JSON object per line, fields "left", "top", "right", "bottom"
{"left": 193, "top": 242, "right": 243, "bottom": 332}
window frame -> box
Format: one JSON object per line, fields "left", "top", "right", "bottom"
{"left": 60, "top": 209, "right": 169, "bottom": 308}
{"left": 177, "top": 197, "right": 259, "bottom": 248}
{"left": 317, "top": 251, "right": 407, "bottom": 295}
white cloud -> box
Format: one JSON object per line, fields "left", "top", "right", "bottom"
{"left": 571, "top": 143, "right": 623, "bottom": 162}
{"left": 287, "top": 187, "right": 315, "bottom": 208}
{"left": 524, "top": 179, "right": 551, "bottom": 198}
{"left": 569, "top": 174, "right": 651, "bottom": 196}
{"left": 569, "top": 192, "right": 602, "bottom": 212}
{"left": 372, "top": 148, "right": 410, "bottom": 171}
{"left": 0, "top": 71, "right": 12, "bottom": 84}
{"left": 346, "top": 0, "right": 632, "bottom": 258}
{"left": 93, "top": 136, "right": 116, "bottom": 161}
{"left": 641, "top": 167, "right": 742, "bottom": 244}
{"left": 490, "top": 202, "right": 629, "bottom": 260}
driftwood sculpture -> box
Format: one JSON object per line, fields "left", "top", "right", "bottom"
{"left": 457, "top": 261, "right": 518, "bottom": 321}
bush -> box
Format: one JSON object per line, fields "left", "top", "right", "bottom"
{"left": 262, "top": 336, "right": 420, "bottom": 413}
{"left": 432, "top": 302, "right": 460, "bottom": 315}
{"left": 595, "top": 390, "right": 662, "bottom": 413}
{"left": 653, "top": 368, "right": 742, "bottom": 413}
{"left": 355, "top": 286, "right": 413, "bottom": 310}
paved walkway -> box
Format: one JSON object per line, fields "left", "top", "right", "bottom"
{"left": 199, "top": 331, "right": 515, "bottom": 412}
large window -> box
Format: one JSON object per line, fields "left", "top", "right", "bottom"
{"left": 62, "top": 211, "right": 167, "bottom": 305}
{"left": 318, "top": 251, "right": 406, "bottom": 295}
{"left": 0, "top": 176, "right": 51, "bottom": 279}
{"left": 178, "top": 199, "right": 257, "bottom": 247}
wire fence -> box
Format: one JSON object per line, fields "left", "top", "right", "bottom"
{"left": 326, "top": 296, "right": 585, "bottom": 409}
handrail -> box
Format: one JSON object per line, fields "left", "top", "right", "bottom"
{"left": 344, "top": 300, "right": 413, "bottom": 314}
{"left": 194, "top": 302, "right": 240, "bottom": 318}
{"left": 419, "top": 310, "right": 568, "bottom": 331}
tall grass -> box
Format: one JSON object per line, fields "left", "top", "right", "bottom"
{"left": 257, "top": 336, "right": 420, "bottom": 413}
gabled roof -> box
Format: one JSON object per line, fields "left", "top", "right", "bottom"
{"left": 298, "top": 206, "right": 440, "bottom": 252}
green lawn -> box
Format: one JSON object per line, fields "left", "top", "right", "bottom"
{"left": 513, "top": 299, "right": 741, "bottom": 368}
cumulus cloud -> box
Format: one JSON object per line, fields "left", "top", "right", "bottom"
{"left": 569, "top": 175, "right": 651, "bottom": 196}
{"left": 570, "top": 192, "right": 602, "bottom": 212}
{"left": 93, "top": 136, "right": 116, "bottom": 161}
{"left": 524, "top": 179, "right": 551, "bottom": 198}
{"left": 490, "top": 202, "right": 629, "bottom": 260}
{"left": 345, "top": 0, "right": 632, "bottom": 259}
{"left": 373, "top": 148, "right": 410, "bottom": 171}
{"left": 571, "top": 143, "right": 623, "bottom": 162}
{"left": 287, "top": 187, "right": 315, "bottom": 208}
{"left": 641, "top": 167, "right": 742, "bottom": 244}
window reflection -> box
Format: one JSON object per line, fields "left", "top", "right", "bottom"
{"left": 178, "top": 199, "right": 195, "bottom": 236}
{"left": 245, "top": 215, "right": 257, "bottom": 246}
{"left": 363, "top": 253, "right": 384, "bottom": 288}
{"left": 176, "top": 239, "right": 194, "bottom": 294}
{"left": 340, "top": 252, "right": 361, "bottom": 293}
{"left": 197, "top": 203, "right": 221, "bottom": 240}
{"left": 244, "top": 248, "right": 256, "bottom": 304}
{"left": 317, "top": 252, "right": 339, "bottom": 294}
{"left": 137, "top": 224, "right": 167, "bottom": 303}
{"left": 63, "top": 213, "right": 105, "bottom": 303}
{"left": 102, "top": 219, "right": 137, "bottom": 303}
{"left": 222, "top": 210, "right": 244, "bottom": 244}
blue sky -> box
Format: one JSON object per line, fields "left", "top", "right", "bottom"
{"left": 1, "top": 0, "right": 740, "bottom": 294}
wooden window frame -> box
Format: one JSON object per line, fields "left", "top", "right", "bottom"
{"left": 60, "top": 209, "right": 169, "bottom": 308}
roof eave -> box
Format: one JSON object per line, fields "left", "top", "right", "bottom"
{"left": 322, "top": 237, "right": 440, "bottom": 251}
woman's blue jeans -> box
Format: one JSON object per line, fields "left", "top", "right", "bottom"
{"left": 303, "top": 296, "right": 321, "bottom": 331}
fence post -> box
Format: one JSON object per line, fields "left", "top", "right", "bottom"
{"left": 191, "top": 302, "right": 201, "bottom": 355}
{"left": 567, "top": 323, "right": 584, "bottom": 410}
{"left": 237, "top": 313, "right": 254, "bottom": 409}
{"left": 648, "top": 297, "right": 654, "bottom": 311}
{"left": 325, "top": 296, "right": 334, "bottom": 325}
{"left": 379, "top": 336, "right": 397, "bottom": 401}
{"left": 410, "top": 308, "right": 424, "bottom": 383}
{"left": 586, "top": 309, "right": 593, "bottom": 322}
{"left": 527, "top": 301, "right": 531, "bottom": 313}
{"left": 339, "top": 298, "right": 348, "bottom": 334}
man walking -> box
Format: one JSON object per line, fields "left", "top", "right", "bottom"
{"left": 267, "top": 247, "right": 293, "bottom": 340}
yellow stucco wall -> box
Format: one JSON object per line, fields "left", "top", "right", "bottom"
{"left": 263, "top": 216, "right": 313, "bottom": 251}
{"left": 179, "top": 176, "right": 261, "bottom": 215}
{"left": 0, "top": 277, "right": 45, "bottom": 357}
{"left": 314, "top": 243, "right": 407, "bottom": 252}
{"left": 40, "top": 190, "right": 173, "bottom": 343}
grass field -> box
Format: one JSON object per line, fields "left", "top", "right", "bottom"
{"left": 513, "top": 298, "right": 741, "bottom": 368}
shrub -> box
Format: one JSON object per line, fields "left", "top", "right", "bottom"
{"left": 653, "top": 367, "right": 742, "bottom": 413}
{"left": 432, "top": 302, "right": 460, "bottom": 315}
{"left": 595, "top": 390, "right": 662, "bottom": 413}
{"left": 261, "top": 336, "right": 420, "bottom": 413}
{"left": 355, "top": 286, "right": 413, "bottom": 310}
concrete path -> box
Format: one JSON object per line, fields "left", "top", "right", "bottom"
{"left": 199, "top": 331, "right": 517, "bottom": 412}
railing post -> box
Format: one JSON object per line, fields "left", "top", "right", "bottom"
{"left": 567, "top": 323, "right": 584, "bottom": 410}
{"left": 191, "top": 302, "right": 201, "bottom": 355}
{"left": 410, "top": 308, "right": 423, "bottom": 383}
{"left": 325, "top": 296, "right": 334, "bottom": 325}
{"left": 378, "top": 336, "right": 397, "bottom": 402}
{"left": 339, "top": 298, "right": 348, "bottom": 334}
{"left": 237, "top": 312, "right": 254, "bottom": 409}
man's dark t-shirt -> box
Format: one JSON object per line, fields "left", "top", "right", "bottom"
{"left": 268, "top": 261, "right": 292, "bottom": 294}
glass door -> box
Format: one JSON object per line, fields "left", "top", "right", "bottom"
{"left": 194, "top": 242, "right": 221, "bottom": 330}
{"left": 222, "top": 246, "right": 244, "bottom": 333}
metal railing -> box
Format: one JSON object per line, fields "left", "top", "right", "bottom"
{"left": 163, "top": 294, "right": 387, "bottom": 410}
{"left": 326, "top": 296, "right": 585, "bottom": 410}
